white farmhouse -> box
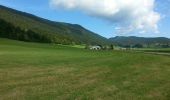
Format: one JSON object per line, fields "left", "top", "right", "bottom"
{"left": 90, "top": 46, "right": 101, "bottom": 50}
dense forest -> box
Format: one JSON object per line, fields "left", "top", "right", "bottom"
{"left": 0, "top": 18, "right": 76, "bottom": 44}
{"left": 0, "top": 18, "right": 55, "bottom": 43}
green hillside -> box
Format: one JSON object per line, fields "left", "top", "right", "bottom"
{"left": 0, "top": 38, "right": 170, "bottom": 99}
{"left": 0, "top": 5, "right": 109, "bottom": 45}
{"left": 109, "top": 36, "right": 170, "bottom": 48}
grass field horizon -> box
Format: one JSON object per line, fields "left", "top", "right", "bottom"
{"left": 0, "top": 38, "right": 170, "bottom": 100}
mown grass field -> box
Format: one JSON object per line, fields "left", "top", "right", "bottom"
{"left": 136, "top": 48, "right": 170, "bottom": 53}
{"left": 0, "top": 38, "right": 170, "bottom": 100}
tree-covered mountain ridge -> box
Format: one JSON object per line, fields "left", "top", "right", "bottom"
{"left": 0, "top": 5, "right": 110, "bottom": 45}
{"left": 109, "top": 36, "right": 170, "bottom": 48}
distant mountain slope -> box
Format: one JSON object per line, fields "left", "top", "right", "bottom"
{"left": 109, "top": 36, "right": 170, "bottom": 46}
{"left": 0, "top": 5, "right": 109, "bottom": 45}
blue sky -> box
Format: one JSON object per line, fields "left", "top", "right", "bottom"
{"left": 0, "top": 0, "right": 170, "bottom": 38}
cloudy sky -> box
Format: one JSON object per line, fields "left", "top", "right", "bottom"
{"left": 0, "top": 0, "right": 170, "bottom": 38}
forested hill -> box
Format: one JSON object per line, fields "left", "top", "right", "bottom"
{"left": 0, "top": 5, "right": 110, "bottom": 45}
{"left": 109, "top": 36, "right": 170, "bottom": 47}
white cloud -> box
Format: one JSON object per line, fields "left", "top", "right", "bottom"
{"left": 50, "top": 0, "right": 161, "bottom": 34}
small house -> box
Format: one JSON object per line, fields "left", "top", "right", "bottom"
{"left": 90, "top": 46, "right": 101, "bottom": 50}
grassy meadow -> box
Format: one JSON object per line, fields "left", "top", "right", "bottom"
{"left": 0, "top": 38, "right": 170, "bottom": 100}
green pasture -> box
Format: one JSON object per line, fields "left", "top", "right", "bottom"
{"left": 0, "top": 38, "right": 170, "bottom": 100}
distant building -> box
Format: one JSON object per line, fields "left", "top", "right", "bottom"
{"left": 90, "top": 46, "right": 101, "bottom": 50}
{"left": 114, "top": 47, "right": 127, "bottom": 50}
